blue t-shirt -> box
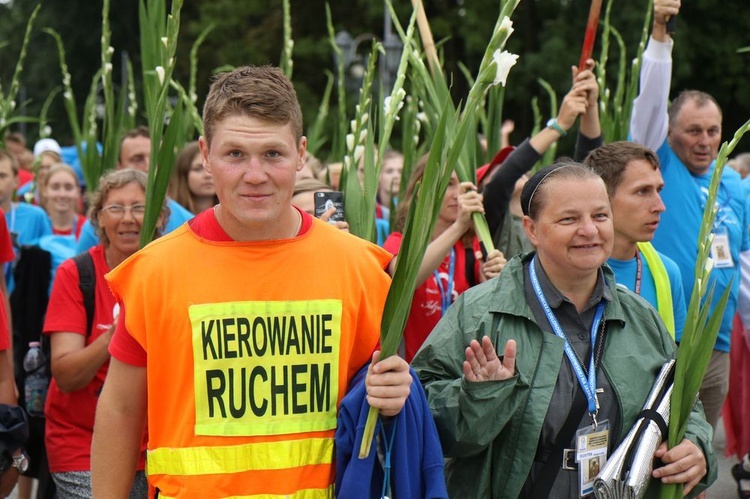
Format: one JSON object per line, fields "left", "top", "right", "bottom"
{"left": 607, "top": 251, "right": 687, "bottom": 340}
{"left": 652, "top": 141, "right": 750, "bottom": 352}
{"left": 76, "top": 197, "right": 195, "bottom": 253}
{"left": 4, "top": 202, "right": 54, "bottom": 291}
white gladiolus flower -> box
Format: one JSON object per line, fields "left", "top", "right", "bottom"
{"left": 107, "top": 46, "right": 115, "bottom": 56}
{"left": 358, "top": 129, "right": 367, "bottom": 143}
{"left": 416, "top": 112, "right": 428, "bottom": 123}
{"left": 105, "top": 63, "right": 113, "bottom": 73}
{"left": 498, "top": 16, "right": 514, "bottom": 37}
{"left": 350, "top": 120, "right": 357, "bottom": 131}
{"left": 704, "top": 257, "right": 714, "bottom": 275}
{"left": 383, "top": 96, "right": 392, "bottom": 113}
{"left": 361, "top": 113, "right": 369, "bottom": 125}
{"left": 346, "top": 133, "right": 355, "bottom": 151}
{"left": 161, "top": 37, "right": 169, "bottom": 48}
{"left": 491, "top": 50, "right": 519, "bottom": 87}
{"left": 354, "top": 145, "right": 365, "bottom": 163}
{"left": 64, "top": 91, "right": 72, "bottom": 101}
{"left": 155, "top": 66, "right": 166, "bottom": 85}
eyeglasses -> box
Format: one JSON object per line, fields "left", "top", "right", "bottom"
{"left": 101, "top": 204, "right": 147, "bottom": 219}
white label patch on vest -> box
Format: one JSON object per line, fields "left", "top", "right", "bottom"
{"left": 189, "top": 300, "right": 342, "bottom": 437}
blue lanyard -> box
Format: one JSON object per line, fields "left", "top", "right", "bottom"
{"left": 379, "top": 418, "right": 398, "bottom": 499}
{"left": 433, "top": 248, "right": 456, "bottom": 316}
{"left": 4, "top": 204, "right": 16, "bottom": 283}
{"left": 8, "top": 203, "right": 15, "bottom": 233}
{"left": 529, "top": 255, "right": 604, "bottom": 419}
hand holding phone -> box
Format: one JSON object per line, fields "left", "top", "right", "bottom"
{"left": 314, "top": 191, "right": 345, "bottom": 223}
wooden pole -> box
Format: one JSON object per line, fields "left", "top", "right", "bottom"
{"left": 410, "top": 0, "right": 442, "bottom": 76}
{"left": 579, "top": 0, "right": 603, "bottom": 69}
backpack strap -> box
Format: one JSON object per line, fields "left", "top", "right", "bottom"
{"left": 72, "top": 252, "right": 96, "bottom": 336}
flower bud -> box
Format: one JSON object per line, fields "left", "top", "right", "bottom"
{"left": 155, "top": 66, "right": 166, "bottom": 85}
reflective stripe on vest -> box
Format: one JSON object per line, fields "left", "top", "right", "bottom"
{"left": 156, "top": 485, "right": 334, "bottom": 499}
{"left": 146, "top": 437, "right": 333, "bottom": 476}
{"left": 637, "top": 241, "right": 675, "bottom": 339}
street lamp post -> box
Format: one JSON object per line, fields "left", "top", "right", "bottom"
{"left": 334, "top": 10, "right": 402, "bottom": 97}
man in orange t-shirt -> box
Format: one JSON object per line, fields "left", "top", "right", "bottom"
{"left": 91, "top": 66, "right": 412, "bottom": 498}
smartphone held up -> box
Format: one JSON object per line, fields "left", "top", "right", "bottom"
{"left": 314, "top": 191, "right": 345, "bottom": 223}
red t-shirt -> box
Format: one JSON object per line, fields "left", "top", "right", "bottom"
{"left": 51, "top": 213, "right": 87, "bottom": 239}
{"left": 0, "top": 215, "right": 13, "bottom": 351}
{"left": 109, "top": 207, "right": 314, "bottom": 366}
{"left": 383, "top": 232, "right": 480, "bottom": 362}
{"left": 42, "top": 245, "right": 145, "bottom": 472}
{"left": 17, "top": 169, "right": 34, "bottom": 189}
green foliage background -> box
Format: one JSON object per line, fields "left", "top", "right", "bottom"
{"left": 1, "top": 0, "right": 749, "bottom": 157}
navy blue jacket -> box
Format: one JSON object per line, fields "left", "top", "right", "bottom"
{"left": 335, "top": 366, "right": 448, "bottom": 498}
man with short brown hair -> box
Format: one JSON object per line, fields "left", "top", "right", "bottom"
{"left": 630, "top": 0, "right": 749, "bottom": 431}
{"left": 91, "top": 66, "right": 412, "bottom": 498}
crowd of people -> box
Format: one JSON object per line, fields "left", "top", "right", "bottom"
{"left": 0, "top": 0, "right": 747, "bottom": 497}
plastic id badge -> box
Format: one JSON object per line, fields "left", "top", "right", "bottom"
{"left": 576, "top": 420, "right": 609, "bottom": 497}
{"left": 710, "top": 228, "right": 734, "bottom": 268}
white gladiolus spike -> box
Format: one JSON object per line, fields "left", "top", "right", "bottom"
{"left": 498, "top": 16, "right": 514, "bottom": 37}
{"left": 354, "top": 145, "right": 365, "bottom": 163}
{"left": 155, "top": 66, "right": 166, "bottom": 85}
{"left": 491, "top": 50, "right": 519, "bottom": 87}
{"left": 704, "top": 257, "right": 714, "bottom": 275}
{"left": 346, "top": 133, "right": 355, "bottom": 151}
{"left": 383, "top": 96, "right": 392, "bottom": 114}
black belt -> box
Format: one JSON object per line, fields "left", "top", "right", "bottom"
{"left": 535, "top": 447, "right": 579, "bottom": 470}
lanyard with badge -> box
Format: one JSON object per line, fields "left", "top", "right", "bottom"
{"left": 530, "top": 256, "right": 609, "bottom": 497}
{"left": 433, "top": 248, "right": 455, "bottom": 316}
{"left": 693, "top": 177, "right": 735, "bottom": 269}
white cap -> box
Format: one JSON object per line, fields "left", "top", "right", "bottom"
{"left": 33, "top": 138, "right": 62, "bottom": 158}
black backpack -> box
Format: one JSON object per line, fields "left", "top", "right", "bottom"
{"left": 72, "top": 251, "right": 96, "bottom": 335}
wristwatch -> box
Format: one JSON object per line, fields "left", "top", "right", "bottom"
{"left": 11, "top": 451, "right": 29, "bottom": 473}
{"left": 546, "top": 117, "right": 567, "bottom": 137}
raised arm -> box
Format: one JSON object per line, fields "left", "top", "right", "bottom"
{"left": 483, "top": 81, "right": 589, "bottom": 234}
{"left": 572, "top": 59, "right": 604, "bottom": 161}
{"left": 388, "top": 181, "right": 484, "bottom": 286}
{"left": 630, "top": 0, "right": 680, "bottom": 150}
